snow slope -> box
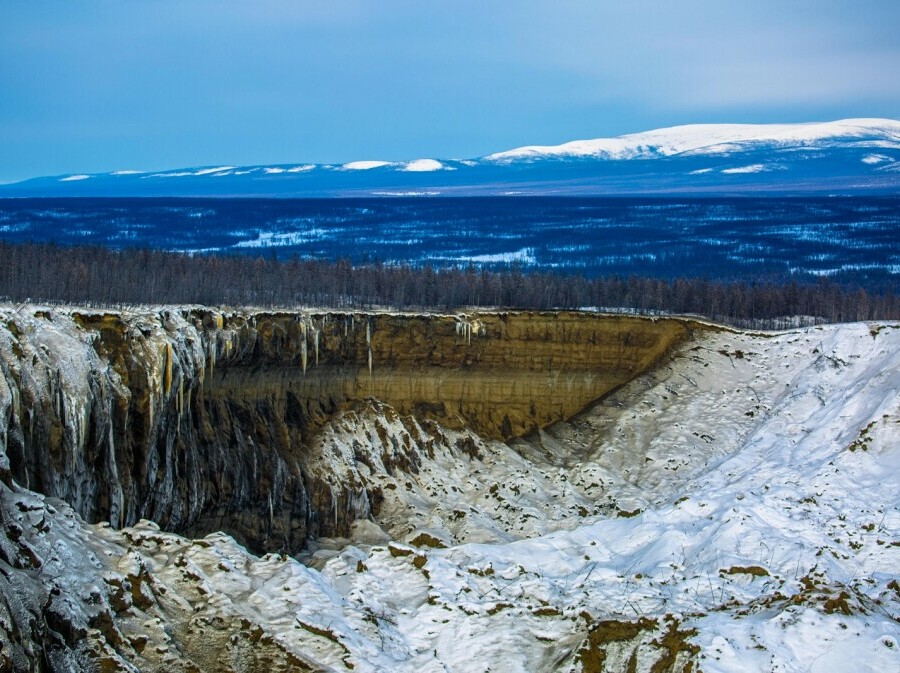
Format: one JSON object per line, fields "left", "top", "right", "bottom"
{"left": 2, "top": 320, "right": 899, "bottom": 671}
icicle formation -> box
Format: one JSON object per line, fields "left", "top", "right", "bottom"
{"left": 297, "top": 314, "right": 324, "bottom": 375}
{"left": 301, "top": 320, "right": 308, "bottom": 374}
{"left": 164, "top": 343, "right": 174, "bottom": 396}
{"left": 314, "top": 327, "right": 320, "bottom": 366}
{"left": 366, "top": 319, "right": 373, "bottom": 376}
{"left": 455, "top": 314, "right": 484, "bottom": 345}
{"left": 208, "top": 335, "right": 216, "bottom": 381}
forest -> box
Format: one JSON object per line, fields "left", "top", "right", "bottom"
{"left": 0, "top": 241, "right": 896, "bottom": 328}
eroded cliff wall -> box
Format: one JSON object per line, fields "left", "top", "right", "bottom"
{"left": 0, "top": 306, "right": 699, "bottom": 553}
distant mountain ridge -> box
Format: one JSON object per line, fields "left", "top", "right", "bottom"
{"left": 4, "top": 118, "right": 900, "bottom": 196}
{"left": 486, "top": 118, "right": 900, "bottom": 161}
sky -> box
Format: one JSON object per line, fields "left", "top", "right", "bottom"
{"left": 1, "top": 0, "right": 899, "bottom": 183}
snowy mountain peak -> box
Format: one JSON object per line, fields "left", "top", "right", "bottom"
{"left": 485, "top": 118, "right": 900, "bottom": 162}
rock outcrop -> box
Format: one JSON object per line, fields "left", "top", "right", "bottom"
{"left": 0, "top": 305, "right": 698, "bottom": 553}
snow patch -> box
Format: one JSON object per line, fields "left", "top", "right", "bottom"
{"left": 342, "top": 160, "right": 392, "bottom": 171}
{"left": 461, "top": 248, "right": 536, "bottom": 264}
{"left": 370, "top": 191, "right": 441, "bottom": 197}
{"left": 721, "top": 164, "right": 767, "bottom": 174}
{"left": 233, "top": 229, "right": 328, "bottom": 248}
{"left": 261, "top": 165, "right": 315, "bottom": 174}
{"left": 401, "top": 159, "right": 446, "bottom": 172}
{"left": 193, "top": 166, "right": 235, "bottom": 176}
{"left": 59, "top": 174, "right": 90, "bottom": 182}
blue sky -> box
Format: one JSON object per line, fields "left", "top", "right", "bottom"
{"left": 1, "top": 0, "right": 898, "bottom": 183}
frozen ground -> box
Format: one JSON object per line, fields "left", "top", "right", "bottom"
{"left": 2, "top": 321, "right": 898, "bottom": 671}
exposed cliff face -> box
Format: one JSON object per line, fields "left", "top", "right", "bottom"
{"left": 0, "top": 305, "right": 696, "bottom": 554}
{"left": 203, "top": 310, "right": 693, "bottom": 440}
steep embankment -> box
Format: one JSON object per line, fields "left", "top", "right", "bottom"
{"left": 0, "top": 305, "right": 694, "bottom": 553}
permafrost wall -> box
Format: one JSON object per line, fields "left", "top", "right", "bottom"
{"left": 0, "top": 305, "right": 699, "bottom": 553}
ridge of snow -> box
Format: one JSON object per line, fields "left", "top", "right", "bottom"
{"left": 485, "top": 118, "right": 900, "bottom": 162}
{"left": 59, "top": 174, "right": 91, "bottom": 181}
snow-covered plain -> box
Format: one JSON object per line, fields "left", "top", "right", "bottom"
{"left": 2, "top": 321, "right": 899, "bottom": 671}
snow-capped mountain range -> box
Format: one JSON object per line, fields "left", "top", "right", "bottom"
{"left": 485, "top": 117, "right": 900, "bottom": 161}
{"left": 4, "top": 118, "right": 900, "bottom": 196}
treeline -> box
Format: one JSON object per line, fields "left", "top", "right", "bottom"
{"left": 0, "top": 242, "right": 897, "bottom": 327}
